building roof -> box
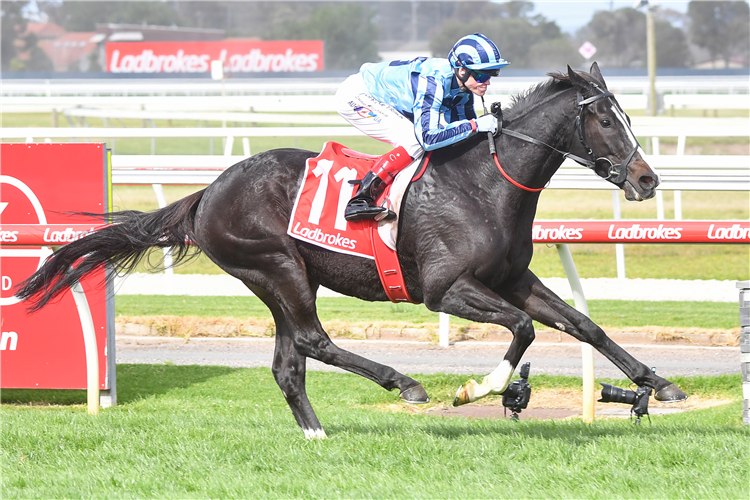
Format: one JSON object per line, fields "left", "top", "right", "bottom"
{"left": 24, "top": 22, "right": 67, "bottom": 39}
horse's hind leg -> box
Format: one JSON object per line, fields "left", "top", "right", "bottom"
{"left": 250, "top": 286, "right": 326, "bottom": 439}
{"left": 506, "top": 270, "right": 687, "bottom": 402}
{"left": 213, "top": 239, "right": 428, "bottom": 432}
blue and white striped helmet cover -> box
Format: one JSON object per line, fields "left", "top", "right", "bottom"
{"left": 448, "top": 33, "right": 510, "bottom": 71}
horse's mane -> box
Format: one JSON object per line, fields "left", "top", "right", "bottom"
{"left": 503, "top": 69, "right": 597, "bottom": 121}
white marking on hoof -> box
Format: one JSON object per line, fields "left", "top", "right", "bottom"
{"left": 555, "top": 322, "right": 566, "bottom": 332}
{"left": 303, "top": 428, "right": 327, "bottom": 439}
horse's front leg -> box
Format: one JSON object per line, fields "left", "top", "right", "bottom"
{"left": 506, "top": 270, "right": 687, "bottom": 402}
{"left": 424, "top": 272, "right": 537, "bottom": 406}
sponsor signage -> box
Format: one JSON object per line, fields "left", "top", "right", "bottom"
{"left": 288, "top": 142, "right": 373, "bottom": 259}
{"left": 532, "top": 220, "right": 750, "bottom": 243}
{"left": 106, "top": 40, "right": 324, "bottom": 74}
{"left": 0, "top": 143, "right": 113, "bottom": 391}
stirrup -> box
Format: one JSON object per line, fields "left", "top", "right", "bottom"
{"left": 345, "top": 198, "right": 394, "bottom": 222}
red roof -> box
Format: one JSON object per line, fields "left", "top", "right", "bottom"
{"left": 24, "top": 22, "right": 67, "bottom": 39}
{"left": 38, "top": 32, "right": 99, "bottom": 71}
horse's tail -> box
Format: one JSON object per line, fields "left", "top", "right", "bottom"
{"left": 15, "top": 189, "right": 206, "bottom": 312}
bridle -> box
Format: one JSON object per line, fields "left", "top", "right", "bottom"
{"left": 485, "top": 84, "right": 641, "bottom": 191}
{"left": 574, "top": 88, "right": 639, "bottom": 185}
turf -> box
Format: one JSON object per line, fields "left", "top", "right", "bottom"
{"left": 114, "top": 295, "right": 741, "bottom": 330}
{"left": 2, "top": 367, "right": 747, "bottom": 499}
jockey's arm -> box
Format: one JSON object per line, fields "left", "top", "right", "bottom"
{"left": 413, "top": 76, "right": 479, "bottom": 152}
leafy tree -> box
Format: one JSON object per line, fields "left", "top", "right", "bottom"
{"left": 654, "top": 18, "right": 690, "bottom": 67}
{"left": 42, "top": 1, "right": 182, "bottom": 32}
{"left": 688, "top": 0, "right": 750, "bottom": 67}
{"left": 271, "top": 3, "right": 380, "bottom": 70}
{"left": 20, "top": 32, "right": 54, "bottom": 71}
{"left": 579, "top": 7, "right": 690, "bottom": 68}
{"left": 429, "top": 6, "right": 578, "bottom": 69}
{"left": 1, "top": 2, "right": 25, "bottom": 70}
{"left": 502, "top": 0, "right": 535, "bottom": 18}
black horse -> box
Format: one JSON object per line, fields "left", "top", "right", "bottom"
{"left": 17, "top": 64, "right": 687, "bottom": 438}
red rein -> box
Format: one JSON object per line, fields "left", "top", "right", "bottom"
{"left": 493, "top": 154, "right": 545, "bottom": 192}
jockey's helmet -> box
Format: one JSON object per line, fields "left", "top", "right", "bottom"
{"left": 448, "top": 33, "right": 510, "bottom": 72}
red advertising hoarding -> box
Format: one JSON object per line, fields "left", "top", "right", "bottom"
{"left": 0, "top": 143, "right": 113, "bottom": 393}
{"left": 532, "top": 220, "right": 750, "bottom": 243}
{"left": 106, "top": 40, "right": 324, "bottom": 74}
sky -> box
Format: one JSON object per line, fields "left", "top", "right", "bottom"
{"left": 527, "top": 1, "right": 690, "bottom": 34}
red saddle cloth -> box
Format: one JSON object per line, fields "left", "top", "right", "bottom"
{"left": 288, "top": 141, "right": 420, "bottom": 303}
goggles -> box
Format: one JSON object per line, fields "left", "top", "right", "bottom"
{"left": 469, "top": 68, "right": 500, "bottom": 83}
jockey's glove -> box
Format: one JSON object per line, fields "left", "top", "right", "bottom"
{"left": 476, "top": 114, "right": 498, "bottom": 134}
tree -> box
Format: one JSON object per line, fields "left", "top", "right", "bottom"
{"left": 688, "top": 1, "right": 750, "bottom": 67}
{"left": 42, "top": 1, "right": 182, "bottom": 32}
{"left": 19, "top": 32, "right": 53, "bottom": 71}
{"left": 654, "top": 18, "right": 690, "bottom": 67}
{"left": 429, "top": 5, "right": 579, "bottom": 69}
{"left": 579, "top": 7, "right": 690, "bottom": 68}
{"left": 1, "top": 2, "right": 26, "bottom": 70}
{"left": 271, "top": 4, "right": 380, "bottom": 70}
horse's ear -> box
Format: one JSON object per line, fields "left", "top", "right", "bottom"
{"left": 567, "top": 65, "right": 588, "bottom": 91}
{"left": 589, "top": 61, "right": 607, "bottom": 89}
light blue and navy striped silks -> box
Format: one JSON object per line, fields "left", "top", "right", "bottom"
{"left": 448, "top": 33, "right": 510, "bottom": 71}
{"left": 359, "top": 57, "right": 478, "bottom": 151}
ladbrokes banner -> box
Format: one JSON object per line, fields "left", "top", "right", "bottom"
{"left": 106, "top": 40, "right": 324, "bottom": 74}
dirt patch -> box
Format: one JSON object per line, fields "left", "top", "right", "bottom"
{"left": 372, "top": 389, "right": 733, "bottom": 421}
{"left": 419, "top": 390, "right": 734, "bottom": 421}
{"left": 116, "top": 315, "right": 740, "bottom": 347}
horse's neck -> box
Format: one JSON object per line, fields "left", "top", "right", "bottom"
{"left": 503, "top": 88, "right": 578, "bottom": 182}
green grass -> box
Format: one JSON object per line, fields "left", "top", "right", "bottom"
{"left": 115, "top": 295, "right": 741, "bottom": 330}
{"left": 2, "top": 366, "right": 747, "bottom": 499}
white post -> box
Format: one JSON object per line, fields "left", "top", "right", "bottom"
{"left": 556, "top": 243, "right": 595, "bottom": 423}
{"left": 674, "top": 135, "right": 686, "bottom": 220}
{"left": 223, "top": 136, "right": 234, "bottom": 156}
{"left": 70, "top": 280, "right": 99, "bottom": 415}
{"left": 242, "top": 137, "right": 251, "bottom": 157}
{"left": 612, "top": 191, "right": 626, "bottom": 279}
{"left": 439, "top": 312, "right": 450, "bottom": 347}
{"left": 652, "top": 137, "right": 664, "bottom": 220}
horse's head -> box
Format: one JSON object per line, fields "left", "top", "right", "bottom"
{"left": 567, "top": 63, "right": 658, "bottom": 201}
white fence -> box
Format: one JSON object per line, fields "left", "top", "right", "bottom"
{"left": 4, "top": 93, "right": 749, "bottom": 114}
{"left": 3, "top": 75, "right": 748, "bottom": 97}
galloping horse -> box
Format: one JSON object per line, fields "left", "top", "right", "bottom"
{"left": 17, "top": 63, "right": 687, "bottom": 438}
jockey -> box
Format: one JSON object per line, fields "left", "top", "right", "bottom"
{"left": 335, "top": 33, "right": 510, "bottom": 222}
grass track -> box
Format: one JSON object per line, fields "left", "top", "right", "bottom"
{"left": 115, "top": 295, "right": 741, "bottom": 330}
{"left": 2, "top": 367, "right": 747, "bottom": 499}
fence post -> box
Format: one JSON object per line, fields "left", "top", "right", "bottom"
{"left": 738, "top": 280, "right": 750, "bottom": 425}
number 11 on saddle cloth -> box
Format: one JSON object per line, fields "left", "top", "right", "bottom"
{"left": 287, "top": 141, "right": 429, "bottom": 302}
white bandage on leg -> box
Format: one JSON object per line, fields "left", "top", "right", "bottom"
{"left": 482, "top": 359, "right": 514, "bottom": 394}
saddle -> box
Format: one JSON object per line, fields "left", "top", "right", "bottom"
{"left": 287, "top": 142, "right": 430, "bottom": 303}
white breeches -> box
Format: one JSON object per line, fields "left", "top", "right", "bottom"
{"left": 334, "top": 73, "right": 424, "bottom": 160}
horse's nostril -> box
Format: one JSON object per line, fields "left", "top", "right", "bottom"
{"left": 639, "top": 175, "right": 655, "bottom": 189}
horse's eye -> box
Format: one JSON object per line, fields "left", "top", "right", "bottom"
{"left": 600, "top": 119, "right": 612, "bottom": 128}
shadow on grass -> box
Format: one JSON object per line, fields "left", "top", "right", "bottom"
{"left": 325, "top": 401, "right": 747, "bottom": 441}
{"left": 1, "top": 363, "right": 238, "bottom": 406}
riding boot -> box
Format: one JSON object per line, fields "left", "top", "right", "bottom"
{"left": 345, "top": 146, "right": 413, "bottom": 222}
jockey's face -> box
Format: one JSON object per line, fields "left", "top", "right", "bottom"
{"left": 458, "top": 68, "right": 490, "bottom": 97}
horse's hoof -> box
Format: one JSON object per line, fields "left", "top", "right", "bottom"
{"left": 303, "top": 428, "right": 328, "bottom": 440}
{"left": 453, "top": 380, "right": 476, "bottom": 407}
{"left": 400, "top": 384, "right": 429, "bottom": 404}
{"left": 654, "top": 383, "right": 688, "bottom": 402}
